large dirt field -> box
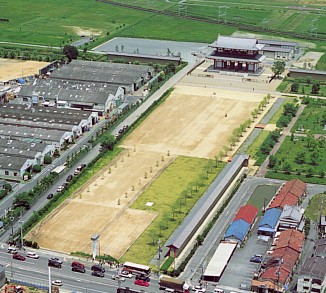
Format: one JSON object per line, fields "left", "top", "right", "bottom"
{"left": 0, "top": 58, "right": 48, "bottom": 81}
{"left": 122, "top": 85, "right": 263, "bottom": 159}
{"left": 27, "top": 69, "right": 265, "bottom": 258}
{"left": 27, "top": 150, "right": 174, "bottom": 258}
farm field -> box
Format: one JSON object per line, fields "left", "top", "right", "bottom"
{"left": 1, "top": 0, "right": 325, "bottom": 47}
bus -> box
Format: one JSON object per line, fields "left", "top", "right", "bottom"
{"left": 122, "top": 262, "right": 151, "bottom": 277}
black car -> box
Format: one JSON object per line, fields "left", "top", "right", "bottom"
{"left": 50, "top": 257, "right": 63, "bottom": 264}
{"left": 91, "top": 264, "right": 105, "bottom": 273}
{"left": 72, "top": 266, "right": 86, "bottom": 273}
{"left": 48, "top": 259, "right": 62, "bottom": 268}
{"left": 47, "top": 193, "right": 54, "bottom": 199}
{"left": 135, "top": 274, "right": 150, "bottom": 282}
{"left": 66, "top": 174, "right": 73, "bottom": 182}
{"left": 92, "top": 270, "right": 105, "bottom": 277}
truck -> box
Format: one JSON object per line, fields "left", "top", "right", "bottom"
{"left": 159, "top": 276, "right": 190, "bottom": 293}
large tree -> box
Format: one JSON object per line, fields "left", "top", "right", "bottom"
{"left": 271, "top": 60, "right": 286, "bottom": 78}
{"left": 63, "top": 45, "right": 79, "bottom": 62}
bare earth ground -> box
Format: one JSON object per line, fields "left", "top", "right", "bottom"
{"left": 27, "top": 150, "right": 174, "bottom": 258}
{"left": 27, "top": 60, "right": 278, "bottom": 258}
{"left": 123, "top": 85, "right": 263, "bottom": 159}
{"left": 0, "top": 58, "right": 49, "bottom": 82}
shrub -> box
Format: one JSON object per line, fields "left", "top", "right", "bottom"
{"left": 4, "top": 183, "right": 12, "bottom": 191}
{"left": 44, "top": 155, "right": 52, "bottom": 164}
{"left": 32, "top": 164, "right": 41, "bottom": 173}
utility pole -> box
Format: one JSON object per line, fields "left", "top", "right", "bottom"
{"left": 157, "top": 239, "right": 162, "bottom": 277}
{"left": 19, "top": 220, "right": 24, "bottom": 249}
{"left": 48, "top": 266, "right": 52, "bottom": 293}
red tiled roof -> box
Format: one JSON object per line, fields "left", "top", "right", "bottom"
{"left": 233, "top": 204, "right": 259, "bottom": 225}
{"left": 274, "top": 229, "right": 305, "bottom": 252}
{"left": 268, "top": 179, "right": 306, "bottom": 209}
{"left": 268, "top": 193, "right": 299, "bottom": 209}
{"left": 272, "top": 247, "right": 299, "bottom": 267}
{"left": 260, "top": 264, "right": 291, "bottom": 285}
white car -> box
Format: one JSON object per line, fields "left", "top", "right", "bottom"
{"left": 111, "top": 275, "right": 125, "bottom": 282}
{"left": 193, "top": 286, "right": 206, "bottom": 293}
{"left": 119, "top": 270, "right": 133, "bottom": 278}
{"left": 52, "top": 280, "right": 63, "bottom": 286}
{"left": 56, "top": 186, "right": 64, "bottom": 192}
{"left": 26, "top": 252, "right": 39, "bottom": 259}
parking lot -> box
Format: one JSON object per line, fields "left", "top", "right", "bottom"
{"left": 218, "top": 222, "right": 271, "bottom": 291}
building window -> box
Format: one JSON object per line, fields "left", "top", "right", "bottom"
{"left": 303, "top": 286, "right": 310, "bottom": 290}
{"left": 5, "top": 171, "right": 9, "bottom": 175}
{"left": 311, "top": 288, "right": 320, "bottom": 293}
{"left": 304, "top": 278, "right": 310, "bottom": 282}
{"left": 14, "top": 173, "right": 18, "bottom": 176}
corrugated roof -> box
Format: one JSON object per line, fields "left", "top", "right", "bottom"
{"left": 224, "top": 219, "right": 250, "bottom": 242}
{"left": 272, "top": 247, "right": 299, "bottom": 268}
{"left": 279, "top": 205, "right": 302, "bottom": 222}
{"left": 167, "top": 154, "right": 248, "bottom": 249}
{"left": 203, "top": 242, "right": 237, "bottom": 278}
{"left": 274, "top": 229, "right": 305, "bottom": 252}
{"left": 259, "top": 208, "right": 282, "bottom": 229}
{"left": 262, "top": 46, "right": 292, "bottom": 53}
{"left": 233, "top": 204, "right": 258, "bottom": 225}
{"left": 258, "top": 39, "right": 298, "bottom": 47}
{"left": 260, "top": 264, "right": 291, "bottom": 285}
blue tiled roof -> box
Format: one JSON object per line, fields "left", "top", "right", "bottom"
{"left": 224, "top": 219, "right": 250, "bottom": 242}
{"left": 259, "top": 208, "right": 282, "bottom": 229}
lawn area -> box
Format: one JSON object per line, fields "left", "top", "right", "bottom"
{"left": 268, "top": 97, "right": 295, "bottom": 124}
{"left": 246, "top": 130, "right": 270, "bottom": 159}
{"left": 266, "top": 136, "right": 326, "bottom": 184}
{"left": 247, "top": 185, "right": 280, "bottom": 215}
{"left": 316, "top": 53, "right": 326, "bottom": 71}
{"left": 292, "top": 103, "right": 326, "bottom": 135}
{"left": 1, "top": 0, "right": 149, "bottom": 46}
{"left": 305, "top": 193, "right": 326, "bottom": 222}
{"left": 118, "top": 14, "right": 235, "bottom": 43}
{"left": 121, "top": 156, "right": 226, "bottom": 264}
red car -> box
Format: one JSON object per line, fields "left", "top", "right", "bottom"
{"left": 13, "top": 253, "right": 26, "bottom": 261}
{"left": 71, "top": 261, "right": 85, "bottom": 269}
{"left": 134, "top": 279, "right": 149, "bottom": 287}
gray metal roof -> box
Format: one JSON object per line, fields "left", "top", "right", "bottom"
{"left": 210, "top": 36, "right": 262, "bottom": 51}
{"left": 0, "top": 155, "right": 29, "bottom": 171}
{"left": 279, "top": 205, "right": 303, "bottom": 222}
{"left": 107, "top": 51, "right": 181, "bottom": 61}
{"left": 167, "top": 154, "right": 249, "bottom": 249}
{"left": 299, "top": 257, "right": 326, "bottom": 279}
{"left": 0, "top": 145, "right": 38, "bottom": 159}
{"left": 262, "top": 46, "right": 292, "bottom": 53}
{"left": 0, "top": 117, "right": 75, "bottom": 132}
{"left": 289, "top": 68, "right": 326, "bottom": 76}
{"left": 0, "top": 139, "right": 48, "bottom": 153}
{"left": 51, "top": 60, "right": 152, "bottom": 85}
{"left": 258, "top": 39, "right": 298, "bottom": 47}
{"left": 0, "top": 104, "right": 93, "bottom": 125}
{"left": 0, "top": 124, "right": 67, "bottom": 142}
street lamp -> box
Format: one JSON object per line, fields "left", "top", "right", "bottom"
{"left": 10, "top": 215, "right": 14, "bottom": 236}
{"left": 157, "top": 239, "right": 162, "bottom": 277}
{"left": 19, "top": 220, "right": 24, "bottom": 249}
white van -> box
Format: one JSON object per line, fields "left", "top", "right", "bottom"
{"left": 7, "top": 247, "right": 18, "bottom": 254}
{"left": 214, "top": 289, "right": 224, "bottom": 293}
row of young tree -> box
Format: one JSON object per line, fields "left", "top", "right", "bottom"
{"left": 290, "top": 79, "right": 321, "bottom": 95}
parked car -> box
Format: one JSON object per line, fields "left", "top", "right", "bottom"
{"left": 66, "top": 174, "right": 73, "bottom": 182}
{"left": 26, "top": 252, "right": 39, "bottom": 259}
{"left": 71, "top": 261, "right": 85, "bottom": 269}
{"left": 91, "top": 264, "right": 105, "bottom": 273}
{"left": 92, "top": 270, "right": 105, "bottom": 277}
{"left": 56, "top": 186, "right": 64, "bottom": 192}
{"left": 134, "top": 279, "right": 149, "bottom": 287}
{"left": 47, "top": 193, "right": 53, "bottom": 199}
{"left": 74, "top": 169, "right": 81, "bottom": 176}
{"left": 72, "top": 266, "right": 86, "bottom": 273}
{"left": 214, "top": 289, "right": 224, "bottom": 293}
{"left": 193, "top": 286, "right": 206, "bottom": 293}
{"left": 250, "top": 256, "right": 263, "bottom": 263}
{"left": 52, "top": 280, "right": 63, "bottom": 286}
{"left": 119, "top": 270, "right": 133, "bottom": 278}
{"left": 13, "top": 253, "right": 25, "bottom": 261}
{"left": 7, "top": 247, "right": 18, "bottom": 254}
{"left": 62, "top": 182, "right": 68, "bottom": 188}
{"left": 112, "top": 275, "right": 125, "bottom": 282}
